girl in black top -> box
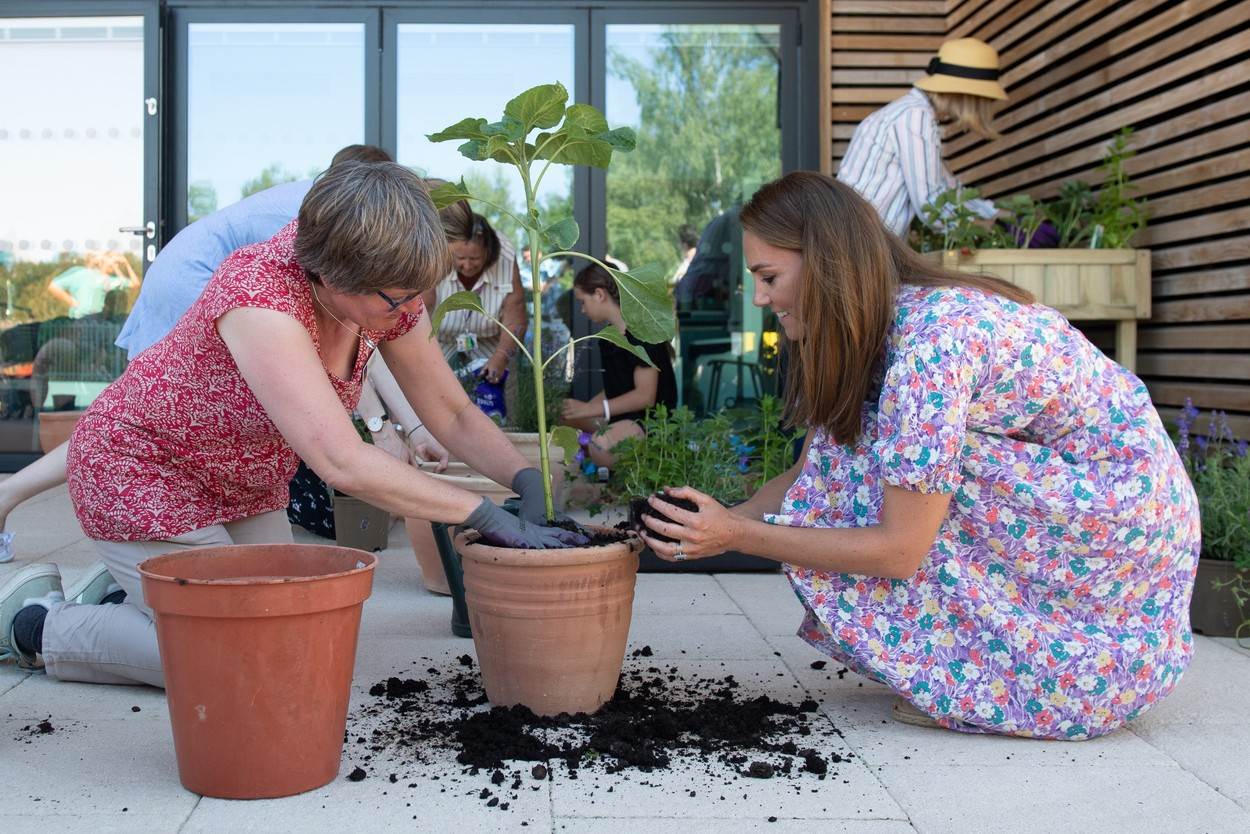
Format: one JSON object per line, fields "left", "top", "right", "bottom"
{"left": 560, "top": 263, "right": 677, "bottom": 467}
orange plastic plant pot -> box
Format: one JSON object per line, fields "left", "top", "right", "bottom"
{"left": 139, "top": 544, "right": 376, "bottom": 799}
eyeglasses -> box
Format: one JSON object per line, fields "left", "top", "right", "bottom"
{"left": 376, "top": 289, "right": 421, "bottom": 312}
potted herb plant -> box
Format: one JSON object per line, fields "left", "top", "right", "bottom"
{"left": 915, "top": 128, "right": 1151, "bottom": 372}
{"left": 1175, "top": 401, "right": 1250, "bottom": 639}
{"left": 425, "top": 82, "right": 670, "bottom": 715}
{"left": 599, "top": 396, "right": 795, "bottom": 571}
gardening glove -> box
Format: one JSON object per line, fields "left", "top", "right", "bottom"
{"left": 462, "top": 497, "right": 588, "bottom": 549}
{"left": 511, "top": 467, "right": 571, "bottom": 525}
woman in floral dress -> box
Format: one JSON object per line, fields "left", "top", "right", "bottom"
{"left": 640, "top": 171, "right": 1199, "bottom": 739}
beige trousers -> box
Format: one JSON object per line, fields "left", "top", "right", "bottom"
{"left": 42, "top": 510, "right": 294, "bottom": 688}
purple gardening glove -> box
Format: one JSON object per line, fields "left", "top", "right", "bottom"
{"left": 462, "top": 497, "right": 588, "bottom": 549}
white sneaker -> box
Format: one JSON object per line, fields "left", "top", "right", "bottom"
{"left": 0, "top": 563, "right": 63, "bottom": 670}
{"left": 63, "top": 562, "right": 121, "bottom": 605}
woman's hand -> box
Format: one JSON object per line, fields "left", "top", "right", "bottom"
{"left": 638, "top": 486, "right": 740, "bottom": 562}
{"left": 370, "top": 422, "right": 411, "bottom": 465}
{"left": 482, "top": 351, "right": 509, "bottom": 384}
{"left": 405, "top": 425, "right": 450, "bottom": 472}
{"left": 560, "top": 398, "right": 595, "bottom": 422}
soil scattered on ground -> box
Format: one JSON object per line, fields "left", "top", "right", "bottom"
{"left": 347, "top": 647, "right": 848, "bottom": 811}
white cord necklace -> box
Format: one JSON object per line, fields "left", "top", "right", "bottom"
{"left": 310, "top": 282, "right": 376, "bottom": 350}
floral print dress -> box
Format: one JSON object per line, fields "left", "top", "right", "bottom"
{"left": 770, "top": 285, "right": 1199, "bottom": 739}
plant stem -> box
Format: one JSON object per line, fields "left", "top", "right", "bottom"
{"left": 519, "top": 164, "right": 554, "bottom": 521}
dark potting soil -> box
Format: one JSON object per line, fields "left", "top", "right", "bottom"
{"left": 347, "top": 649, "right": 846, "bottom": 811}
{"left": 550, "top": 518, "right": 632, "bottom": 548}
{"left": 628, "top": 494, "right": 699, "bottom": 544}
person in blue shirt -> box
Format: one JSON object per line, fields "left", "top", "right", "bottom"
{"left": 116, "top": 146, "right": 389, "bottom": 358}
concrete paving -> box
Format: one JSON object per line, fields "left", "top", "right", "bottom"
{"left": 2, "top": 485, "right": 1248, "bottom": 833}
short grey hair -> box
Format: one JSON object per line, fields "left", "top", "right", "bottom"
{"left": 295, "top": 161, "right": 451, "bottom": 295}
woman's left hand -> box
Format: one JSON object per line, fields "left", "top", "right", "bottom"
{"left": 560, "top": 399, "right": 593, "bottom": 422}
{"left": 638, "top": 486, "right": 740, "bottom": 562}
{"left": 482, "top": 352, "right": 509, "bottom": 384}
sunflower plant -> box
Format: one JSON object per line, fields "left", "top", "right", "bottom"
{"left": 426, "top": 82, "right": 676, "bottom": 521}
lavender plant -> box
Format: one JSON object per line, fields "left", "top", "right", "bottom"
{"left": 1176, "top": 399, "right": 1250, "bottom": 640}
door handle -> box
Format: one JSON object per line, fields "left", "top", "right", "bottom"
{"left": 119, "top": 222, "right": 156, "bottom": 239}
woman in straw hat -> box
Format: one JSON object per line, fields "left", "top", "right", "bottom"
{"left": 837, "top": 37, "right": 1008, "bottom": 237}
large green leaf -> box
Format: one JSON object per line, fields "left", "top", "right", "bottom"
{"left": 430, "top": 291, "right": 490, "bottom": 335}
{"left": 591, "top": 324, "right": 655, "bottom": 368}
{"left": 599, "top": 126, "right": 637, "bottom": 151}
{"left": 505, "top": 83, "right": 568, "bottom": 133}
{"left": 607, "top": 263, "right": 675, "bottom": 344}
{"left": 428, "top": 179, "right": 473, "bottom": 210}
{"left": 482, "top": 115, "right": 526, "bottom": 140}
{"left": 427, "top": 117, "right": 488, "bottom": 143}
{"left": 548, "top": 425, "right": 581, "bottom": 464}
{"left": 534, "top": 126, "right": 613, "bottom": 169}
{"left": 561, "top": 103, "right": 608, "bottom": 134}
{"left": 540, "top": 217, "right": 580, "bottom": 253}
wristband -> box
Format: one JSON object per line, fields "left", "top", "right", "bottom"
{"left": 602, "top": 399, "right": 611, "bottom": 422}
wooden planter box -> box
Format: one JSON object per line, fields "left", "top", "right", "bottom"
{"left": 1190, "top": 557, "right": 1249, "bottom": 637}
{"left": 926, "top": 249, "right": 1151, "bottom": 371}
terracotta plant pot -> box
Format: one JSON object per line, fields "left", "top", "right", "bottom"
{"left": 1190, "top": 557, "right": 1250, "bottom": 637}
{"left": 139, "top": 544, "right": 376, "bottom": 799}
{"left": 332, "top": 492, "right": 392, "bottom": 552}
{"left": 407, "top": 462, "right": 512, "bottom": 601}
{"left": 406, "top": 518, "right": 450, "bottom": 595}
{"left": 455, "top": 528, "right": 642, "bottom": 716}
{"left": 38, "top": 409, "right": 83, "bottom": 453}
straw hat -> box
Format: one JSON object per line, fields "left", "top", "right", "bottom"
{"left": 914, "top": 38, "right": 1007, "bottom": 100}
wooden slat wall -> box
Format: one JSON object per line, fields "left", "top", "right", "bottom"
{"left": 825, "top": 0, "right": 1250, "bottom": 438}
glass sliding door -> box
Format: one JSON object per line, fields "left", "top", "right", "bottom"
{"left": 595, "top": 11, "right": 797, "bottom": 413}
{"left": 0, "top": 7, "right": 156, "bottom": 462}
{"left": 389, "top": 16, "right": 580, "bottom": 277}
{"left": 172, "top": 10, "right": 378, "bottom": 231}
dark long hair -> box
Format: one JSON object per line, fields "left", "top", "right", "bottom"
{"left": 739, "top": 171, "right": 1033, "bottom": 445}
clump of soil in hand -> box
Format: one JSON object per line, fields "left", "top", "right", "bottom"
{"left": 629, "top": 493, "right": 699, "bottom": 543}
{"left": 348, "top": 653, "right": 847, "bottom": 812}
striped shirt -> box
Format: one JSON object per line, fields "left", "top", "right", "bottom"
{"left": 837, "top": 88, "right": 994, "bottom": 236}
{"left": 431, "top": 237, "right": 517, "bottom": 365}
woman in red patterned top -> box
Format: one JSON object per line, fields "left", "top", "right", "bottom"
{"left": 1, "top": 161, "right": 580, "bottom": 685}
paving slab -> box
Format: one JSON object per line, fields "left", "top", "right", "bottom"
{"left": 878, "top": 761, "right": 1250, "bottom": 834}
{"left": 182, "top": 767, "right": 552, "bottom": 833}
{"left": 715, "top": 572, "right": 806, "bottom": 637}
{"left": 554, "top": 820, "right": 917, "bottom": 834}
{"left": 625, "top": 612, "right": 777, "bottom": 660}
{"left": 0, "top": 716, "right": 197, "bottom": 820}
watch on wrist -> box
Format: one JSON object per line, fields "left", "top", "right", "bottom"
{"left": 365, "top": 415, "right": 386, "bottom": 433}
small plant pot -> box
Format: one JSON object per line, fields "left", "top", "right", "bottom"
{"left": 38, "top": 409, "right": 83, "bottom": 453}
{"left": 455, "top": 527, "right": 642, "bottom": 715}
{"left": 1190, "top": 558, "right": 1250, "bottom": 637}
{"left": 139, "top": 544, "right": 377, "bottom": 799}
{"left": 332, "top": 493, "right": 392, "bottom": 552}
